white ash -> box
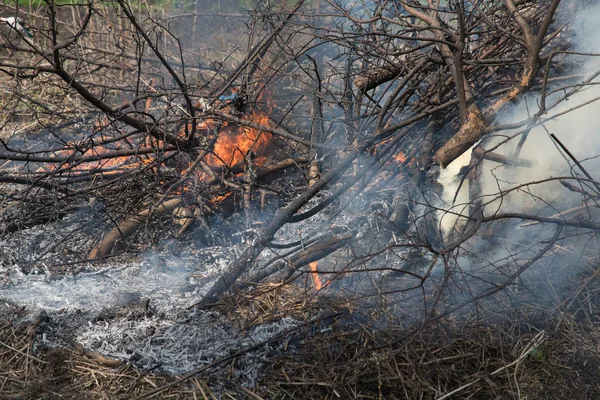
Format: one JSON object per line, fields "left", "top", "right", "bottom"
{"left": 74, "top": 307, "right": 300, "bottom": 382}
{"left": 0, "top": 206, "right": 107, "bottom": 275}
{"left": 0, "top": 236, "right": 301, "bottom": 386}
{"left": 0, "top": 244, "right": 242, "bottom": 312}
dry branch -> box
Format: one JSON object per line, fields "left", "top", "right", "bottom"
{"left": 472, "top": 145, "right": 535, "bottom": 167}
{"left": 88, "top": 198, "right": 183, "bottom": 259}
{"left": 354, "top": 64, "right": 403, "bottom": 92}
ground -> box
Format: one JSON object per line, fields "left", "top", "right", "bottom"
{"left": 1, "top": 283, "right": 600, "bottom": 400}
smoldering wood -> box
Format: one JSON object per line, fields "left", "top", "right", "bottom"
{"left": 249, "top": 232, "right": 353, "bottom": 287}
{"left": 195, "top": 138, "right": 377, "bottom": 308}
{"left": 84, "top": 157, "right": 309, "bottom": 259}
{"left": 0, "top": 146, "right": 177, "bottom": 164}
{"left": 276, "top": 233, "right": 353, "bottom": 282}
{"left": 388, "top": 129, "right": 440, "bottom": 249}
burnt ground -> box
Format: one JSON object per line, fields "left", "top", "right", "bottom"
{"left": 1, "top": 156, "right": 599, "bottom": 399}
{"left": 1, "top": 170, "right": 600, "bottom": 399}
{"left": 1, "top": 1, "right": 600, "bottom": 398}
{"left": 1, "top": 280, "right": 600, "bottom": 400}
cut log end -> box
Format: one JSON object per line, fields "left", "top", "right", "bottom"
{"left": 434, "top": 111, "right": 486, "bottom": 168}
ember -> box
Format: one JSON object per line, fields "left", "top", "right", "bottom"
{"left": 308, "top": 261, "right": 323, "bottom": 291}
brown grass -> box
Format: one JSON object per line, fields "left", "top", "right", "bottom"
{"left": 1, "top": 280, "right": 600, "bottom": 399}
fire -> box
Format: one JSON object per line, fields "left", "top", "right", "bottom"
{"left": 210, "top": 191, "right": 234, "bottom": 205}
{"left": 357, "top": 149, "right": 411, "bottom": 193}
{"left": 205, "top": 110, "right": 272, "bottom": 168}
{"left": 393, "top": 151, "right": 407, "bottom": 164}
{"left": 38, "top": 106, "right": 273, "bottom": 180}
{"left": 33, "top": 94, "right": 275, "bottom": 217}
{"left": 309, "top": 261, "right": 323, "bottom": 291}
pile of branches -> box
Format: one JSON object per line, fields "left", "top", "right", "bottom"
{"left": 1, "top": 0, "right": 600, "bottom": 326}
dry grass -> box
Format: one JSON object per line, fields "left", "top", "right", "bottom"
{"left": 0, "top": 310, "right": 224, "bottom": 399}
{"left": 214, "top": 283, "right": 329, "bottom": 332}
{"left": 0, "top": 280, "right": 600, "bottom": 400}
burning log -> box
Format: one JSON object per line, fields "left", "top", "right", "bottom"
{"left": 188, "top": 232, "right": 353, "bottom": 309}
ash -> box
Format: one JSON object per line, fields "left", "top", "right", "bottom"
{"left": 0, "top": 212, "right": 307, "bottom": 386}
{"left": 0, "top": 240, "right": 303, "bottom": 386}
{"left": 74, "top": 307, "right": 299, "bottom": 381}
{"left": 0, "top": 207, "right": 106, "bottom": 277}
{"left": 0, "top": 243, "right": 242, "bottom": 312}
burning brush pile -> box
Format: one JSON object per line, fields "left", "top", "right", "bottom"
{"left": 2, "top": 0, "right": 600, "bottom": 398}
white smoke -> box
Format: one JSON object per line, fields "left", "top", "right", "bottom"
{"left": 437, "top": 3, "right": 600, "bottom": 238}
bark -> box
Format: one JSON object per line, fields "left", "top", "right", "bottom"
{"left": 431, "top": 0, "right": 561, "bottom": 168}
{"left": 87, "top": 198, "right": 183, "bottom": 259}
{"left": 433, "top": 110, "right": 487, "bottom": 168}
{"left": 354, "top": 64, "right": 403, "bottom": 92}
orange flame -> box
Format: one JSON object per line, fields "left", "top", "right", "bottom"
{"left": 43, "top": 107, "right": 273, "bottom": 179}
{"left": 205, "top": 110, "right": 272, "bottom": 168}
{"left": 210, "top": 191, "right": 234, "bottom": 205}
{"left": 36, "top": 97, "right": 275, "bottom": 212}
{"left": 36, "top": 144, "right": 157, "bottom": 175}
{"left": 309, "top": 261, "right": 323, "bottom": 291}
{"left": 393, "top": 151, "right": 407, "bottom": 164}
